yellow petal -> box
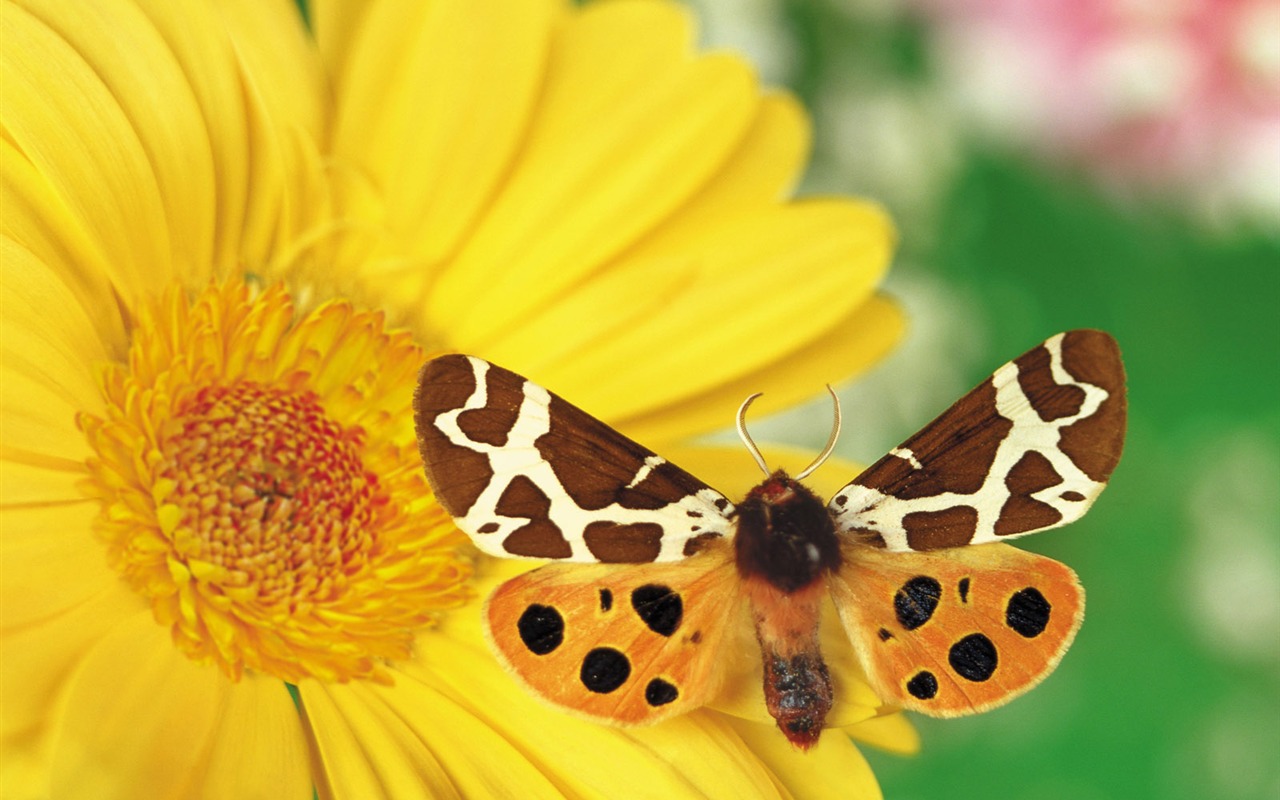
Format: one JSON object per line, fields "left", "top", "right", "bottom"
{"left": 480, "top": 252, "right": 695, "bottom": 375}
{"left": 0, "top": 237, "right": 112, "bottom": 409}
{"left": 46, "top": 612, "right": 221, "bottom": 794}
{"left": 132, "top": 0, "right": 328, "bottom": 276}
{"left": 1, "top": 727, "right": 54, "bottom": 800}
{"left": 0, "top": 580, "right": 137, "bottom": 741}
{"left": 1, "top": 239, "right": 114, "bottom": 472}
{"left": 0, "top": 504, "right": 123, "bottom": 630}
{"left": 428, "top": 1, "right": 759, "bottom": 344}
{"left": 1, "top": 1, "right": 174, "bottom": 292}
{"left": 321, "top": 0, "right": 561, "bottom": 269}
{"left": 622, "top": 293, "right": 905, "bottom": 444}
{"left": 206, "top": 0, "right": 324, "bottom": 144}
{"left": 47, "top": 612, "right": 309, "bottom": 799}
{"left": 308, "top": 0, "right": 366, "bottom": 75}
{"left": 726, "top": 716, "right": 884, "bottom": 800}
{"left": 4, "top": 0, "right": 328, "bottom": 292}
{"left": 0, "top": 151, "right": 128, "bottom": 353}
{"left": 298, "top": 683, "right": 464, "bottom": 800}
{"left": 0, "top": 459, "right": 89, "bottom": 506}
{"left": 301, "top": 678, "right": 558, "bottom": 800}
{"left": 846, "top": 712, "right": 921, "bottom": 756}
{"left": 636, "top": 90, "right": 811, "bottom": 235}
{"left": 198, "top": 673, "right": 312, "bottom": 800}
{"left": 21, "top": 0, "right": 311, "bottom": 282}
{"left": 529, "top": 202, "right": 894, "bottom": 422}
{"left": 1, "top": 367, "right": 94, "bottom": 468}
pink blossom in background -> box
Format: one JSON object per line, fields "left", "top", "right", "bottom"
{"left": 917, "top": 0, "right": 1280, "bottom": 224}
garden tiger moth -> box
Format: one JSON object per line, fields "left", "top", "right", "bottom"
{"left": 413, "top": 330, "right": 1126, "bottom": 748}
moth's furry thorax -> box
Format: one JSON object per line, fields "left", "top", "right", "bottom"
{"left": 733, "top": 471, "right": 842, "bottom": 594}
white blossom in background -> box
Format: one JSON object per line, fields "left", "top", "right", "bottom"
{"left": 1183, "top": 433, "right": 1280, "bottom": 665}
{"left": 812, "top": 83, "right": 961, "bottom": 236}
{"left": 688, "top": 0, "right": 796, "bottom": 84}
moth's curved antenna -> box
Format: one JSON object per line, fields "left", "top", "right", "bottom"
{"left": 795, "top": 386, "right": 842, "bottom": 481}
{"left": 736, "top": 392, "right": 770, "bottom": 477}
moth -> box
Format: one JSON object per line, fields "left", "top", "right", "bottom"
{"left": 413, "top": 330, "right": 1125, "bottom": 748}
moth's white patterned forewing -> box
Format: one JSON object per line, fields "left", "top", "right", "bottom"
{"left": 830, "top": 330, "right": 1126, "bottom": 552}
{"left": 415, "top": 355, "right": 734, "bottom": 563}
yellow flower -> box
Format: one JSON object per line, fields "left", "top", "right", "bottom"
{"left": 1, "top": 0, "right": 912, "bottom": 798}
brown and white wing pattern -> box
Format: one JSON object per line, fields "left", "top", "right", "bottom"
{"left": 414, "top": 355, "right": 734, "bottom": 563}
{"left": 830, "top": 330, "right": 1126, "bottom": 552}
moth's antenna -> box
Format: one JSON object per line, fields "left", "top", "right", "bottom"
{"left": 736, "top": 392, "right": 770, "bottom": 477}
{"left": 795, "top": 386, "right": 841, "bottom": 480}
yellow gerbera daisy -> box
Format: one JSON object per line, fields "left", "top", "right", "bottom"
{"left": 1, "top": 0, "right": 913, "bottom": 797}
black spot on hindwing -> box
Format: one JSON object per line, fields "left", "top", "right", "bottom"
{"left": 958, "top": 577, "right": 971, "bottom": 603}
{"left": 631, "top": 584, "right": 682, "bottom": 636}
{"left": 644, "top": 678, "right": 679, "bottom": 706}
{"left": 1006, "top": 587, "right": 1052, "bottom": 638}
{"left": 517, "top": 604, "right": 564, "bottom": 655}
{"left": 906, "top": 671, "right": 938, "bottom": 700}
{"left": 894, "top": 576, "right": 942, "bottom": 630}
{"left": 949, "top": 633, "right": 999, "bottom": 682}
{"left": 599, "top": 588, "right": 613, "bottom": 611}
{"left": 580, "top": 647, "right": 631, "bottom": 693}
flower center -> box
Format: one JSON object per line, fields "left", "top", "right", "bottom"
{"left": 80, "top": 283, "right": 471, "bottom": 682}
{"left": 163, "top": 383, "right": 380, "bottom": 608}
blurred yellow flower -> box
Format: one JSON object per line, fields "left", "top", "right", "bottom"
{"left": 1, "top": 0, "right": 911, "bottom": 797}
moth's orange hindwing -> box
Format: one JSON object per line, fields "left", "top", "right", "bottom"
{"left": 484, "top": 541, "right": 744, "bottom": 726}
{"left": 830, "top": 330, "right": 1127, "bottom": 551}
{"left": 414, "top": 355, "right": 735, "bottom": 564}
{"left": 830, "top": 541, "right": 1084, "bottom": 716}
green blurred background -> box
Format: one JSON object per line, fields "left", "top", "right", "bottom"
{"left": 683, "top": 1, "right": 1278, "bottom": 798}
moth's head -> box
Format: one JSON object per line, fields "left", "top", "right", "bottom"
{"left": 746, "top": 470, "right": 806, "bottom": 506}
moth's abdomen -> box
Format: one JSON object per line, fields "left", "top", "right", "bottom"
{"left": 762, "top": 651, "right": 832, "bottom": 748}
{"left": 746, "top": 577, "right": 832, "bottom": 749}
